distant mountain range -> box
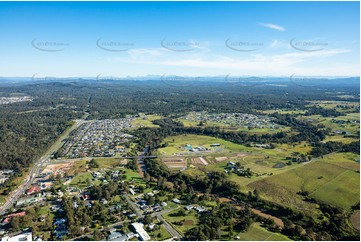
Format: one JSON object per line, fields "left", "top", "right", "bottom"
{"left": 0, "top": 75, "right": 359, "bottom": 83}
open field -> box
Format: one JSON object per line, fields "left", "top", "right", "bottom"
{"left": 247, "top": 153, "right": 360, "bottom": 210}
{"left": 131, "top": 115, "right": 162, "bottom": 128}
{"left": 321, "top": 152, "right": 359, "bottom": 171}
{"left": 164, "top": 135, "right": 318, "bottom": 194}
{"left": 306, "top": 100, "right": 360, "bottom": 113}
{"left": 158, "top": 134, "right": 254, "bottom": 156}
{"left": 298, "top": 114, "right": 359, "bottom": 136}
{"left": 237, "top": 222, "right": 291, "bottom": 241}
{"left": 310, "top": 170, "right": 359, "bottom": 208}
{"left": 177, "top": 118, "right": 291, "bottom": 134}
{"left": 236, "top": 126, "right": 291, "bottom": 134}
{"left": 92, "top": 157, "right": 128, "bottom": 168}
{"left": 260, "top": 109, "right": 307, "bottom": 115}
{"left": 324, "top": 135, "right": 359, "bottom": 144}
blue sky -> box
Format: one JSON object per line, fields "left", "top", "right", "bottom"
{"left": 0, "top": 1, "right": 359, "bottom": 77}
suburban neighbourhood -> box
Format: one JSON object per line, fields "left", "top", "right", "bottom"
{"left": 60, "top": 118, "right": 135, "bottom": 159}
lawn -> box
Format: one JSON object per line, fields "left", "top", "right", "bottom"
{"left": 162, "top": 208, "right": 199, "bottom": 234}
{"left": 149, "top": 224, "right": 172, "bottom": 240}
{"left": 237, "top": 222, "right": 291, "bottom": 241}
{"left": 69, "top": 172, "right": 94, "bottom": 187}
{"left": 122, "top": 168, "right": 143, "bottom": 182}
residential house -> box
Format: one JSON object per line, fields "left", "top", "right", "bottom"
{"left": 26, "top": 185, "right": 41, "bottom": 195}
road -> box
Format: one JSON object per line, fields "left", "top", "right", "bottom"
{"left": 151, "top": 208, "right": 182, "bottom": 239}
{"left": 0, "top": 113, "right": 89, "bottom": 215}
{"left": 121, "top": 191, "right": 182, "bottom": 240}
{"left": 121, "top": 193, "right": 143, "bottom": 218}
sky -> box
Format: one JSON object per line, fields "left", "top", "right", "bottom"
{"left": 0, "top": 1, "right": 359, "bottom": 77}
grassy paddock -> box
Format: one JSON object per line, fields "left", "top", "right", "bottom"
{"left": 247, "top": 153, "right": 360, "bottom": 211}
{"left": 237, "top": 222, "right": 291, "bottom": 241}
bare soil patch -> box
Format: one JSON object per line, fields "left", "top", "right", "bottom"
{"left": 183, "top": 220, "right": 194, "bottom": 226}
{"left": 251, "top": 208, "right": 284, "bottom": 228}
{"left": 191, "top": 157, "right": 208, "bottom": 166}
{"left": 237, "top": 153, "right": 248, "bottom": 157}
{"left": 42, "top": 162, "right": 75, "bottom": 176}
{"left": 350, "top": 210, "right": 360, "bottom": 230}
{"left": 218, "top": 197, "right": 232, "bottom": 203}
{"left": 162, "top": 158, "right": 186, "bottom": 169}
{"left": 215, "top": 157, "right": 228, "bottom": 162}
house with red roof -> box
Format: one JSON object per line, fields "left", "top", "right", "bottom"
{"left": 2, "top": 211, "right": 26, "bottom": 224}
{"left": 26, "top": 185, "right": 41, "bottom": 195}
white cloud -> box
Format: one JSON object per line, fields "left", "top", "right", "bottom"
{"left": 107, "top": 47, "right": 356, "bottom": 76}
{"left": 259, "top": 23, "right": 285, "bottom": 31}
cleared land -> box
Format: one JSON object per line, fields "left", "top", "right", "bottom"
{"left": 158, "top": 134, "right": 254, "bottom": 156}
{"left": 162, "top": 157, "right": 187, "bottom": 170}
{"left": 162, "top": 208, "right": 199, "bottom": 235}
{"left": 247, "top": 153, "right": 360, "bottom": 210}
{"left": 177, "top": 117, "right": 291, "bottom": 134}
{"left": 351, "top": 210, "right": 360, "bottom": 231}
{"left": 42, "top": 161, "right": 75, "bottom": 175}
{"left": 237, "top": 222, "right": 291, "bottom": 241}
{"left": 131, "top": 114, "right": 162, "bottom": 128}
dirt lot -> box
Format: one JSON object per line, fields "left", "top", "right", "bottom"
{"left": 215, "top": 156, "right": 228, "bottom": 162}
{"left": 237, "top": 153, "right": 248, "bottom": 157}
{"left": 42, "top": 161, "right": 75, "bottom": 176}
{"left": 162, "top": 158, "right": 187, "bottom": 170}
{"left": 191, "top": 157, "right": 209, "bottom": 166}
{"left": 183, "top": 220, "right": 194, "bottom": 225}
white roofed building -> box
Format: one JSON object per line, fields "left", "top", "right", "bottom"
{"left": 131, "top": 222, "right": 150, "bottom": 241}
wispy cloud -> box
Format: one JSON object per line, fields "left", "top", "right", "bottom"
{"left": 259, "top": 23, "right": 285, "bottom": 31}
{"left": 106, "top": 47, "right": 355, "bottom": 76}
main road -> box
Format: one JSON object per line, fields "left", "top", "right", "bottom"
{"left": 0, "top": 113, "right": 89, "bottom": 215}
